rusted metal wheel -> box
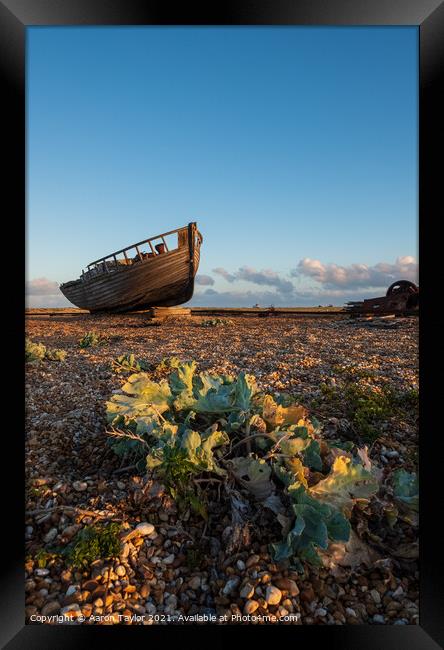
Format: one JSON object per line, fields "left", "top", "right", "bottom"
{"left": 386, "top": 280, "right": 418, "bottom": 296}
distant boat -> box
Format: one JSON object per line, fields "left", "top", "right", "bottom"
{"left": 60, "top": 222, "right": 202, "bottom": 313}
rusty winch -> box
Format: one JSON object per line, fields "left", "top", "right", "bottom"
{"left": 345, "top": 280, "right": 419, "bottom": 316}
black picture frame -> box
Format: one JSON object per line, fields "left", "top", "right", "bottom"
{"left": 3, "top": 1, "right": 443, "bottom": 648}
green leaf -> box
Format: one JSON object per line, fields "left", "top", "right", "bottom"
{"left": 302, "top": 439, "right": 323, "bottom": 471}
{"left": 393, "top": 469, "right": 418, "bottom": 513}
{"left": 193, "top": 383, "right": 235, "bottom": 413}
{"left": 230, "top": 456, "right": 273, "bottom": 500}
{"left": 106, "top": 374, "right": 172, "bottom": 424}
{"left": 170, "top": 361, "right": 197, "bottom": 396}
{"left": 262, "top": 394, "right": 308, "bottom": 429}
{"left": 309, "top": 455, "right": 378, "bottom": 516}
{"left": 233, "top": 372, "right": 258, "bottom": 411}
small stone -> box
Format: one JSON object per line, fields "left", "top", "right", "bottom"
{"left": 136, "top": 522, "right": 155, "bottom": 536}
{"left": 236, "top": 560, "right": 246, "bottom": 571}
{"left": 244, "top": 599, "right": 259, "bottom": 615}
{"left": 65, "top": 585, "right": 78, "bottom": 597}
{"left": 166, "top": 594, "right": 177, "bottom": 609}
{"left": 188, "top": 576, "right": 201, "bottom": 590}
{"left": 273, "top": 578, "right": 299, "bottom": 596}
{"left": 33, "top": 477, "right": 49, "bottom": 487}
{"left": 223, "top": 576, "right": 240, "bottom": 595}
{"left": 41, "top": 601, "right": 61, "bottom": 616}
{"left": 345, "top": 607, "right": 357, "bottom": 618}
{"left": 82, "top": 580, "right": 99, "bottom": 592}
{"left": 315, "top": 607, "right": 327, "bottom": 617}
{"left": 240, "top": 582, "right": 255, "bottom": 599}
{"left": 163, "top": 554, "right": 175, "bottom": 565}
{"left": 277, "top": 606, "right": 289, "bottom": 618}
{"left": 44, "top": 528, "right": 58, "bottom": 543}
{"left": 146, "top": 602, "right": 157, "bottom": 615}
{"left": 117, "top": 481, "right": 125, "bottom": 489}
{"left": 116, "top": 565, "right": 126, "bottom": 577}
{"left": 373, "top": 614, "right": 385, "bottom": 624}
{"left": 265, "top": 585, "right": 282, "bottom": 605}
{"left": 34, "top": 568, "right": 50, "bottom": 577}
{"left": 73, "top": 481, "right": 88, "bottom": 492}
{"left": 120, "top": 543, "right": 130, "bottom": 559}
{"left": 392, "top": 586, "right": 404, "bottom": 598}
{"left": 370, "top": 589, "right": 381, "bottom": 604}
{"left": 246, "top": 555, "right": 260, "bottom": 568}
{"left": 300, "top": 586, "right": 315, "bottom": 602}
{"left": 62, "top": 525, "right": 81, "bottom": 541}
{"left": 61, "top": 603, "right": 81, "bottom": 616}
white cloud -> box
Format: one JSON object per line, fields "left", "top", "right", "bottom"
{"left": 26, "top": 277, "right": 60, "bottom": 295}
{"left": 293, "top": 256, "right": 418, "bottom": 290}
{"left": 26, "top": 277, "right": 71, "bottom": 308}
{"left": 195, "top": 274, "right": 215, "bottom": 286}
{"left": 213, "top": 266, "right": 294, "bottom": 293}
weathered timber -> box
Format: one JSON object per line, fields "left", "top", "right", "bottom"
{"left": 59, "top": 222, "right": 202, "bottom": 313}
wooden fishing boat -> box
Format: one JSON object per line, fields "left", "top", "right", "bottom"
{"left": 60, "top": 222, "right": 203, "bottom": 313}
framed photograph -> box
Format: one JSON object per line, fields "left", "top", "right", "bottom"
{"left": 2, "top": 0, "right": 442, "bottom": 647}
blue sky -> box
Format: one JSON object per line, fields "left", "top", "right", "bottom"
{"left": 27, "top": 26, "right": 418, "bottom": 307}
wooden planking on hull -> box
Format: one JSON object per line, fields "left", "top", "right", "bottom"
{"left": 60, "top": 224, "right": 201, "bottom": 312}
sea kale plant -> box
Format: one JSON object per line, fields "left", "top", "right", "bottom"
{"left": 111, "top": 353, "right": 150, "bottom": 374}
{"left": 79, "top": 331, "right": 107, "bottom": 348}
{"left": 106, "top": 358, "right": 380, "bottom": 570}
{"left": 25, "top": 337, "right": 67, "bottom": 363}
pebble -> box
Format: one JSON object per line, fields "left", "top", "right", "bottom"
{"left": 274, "top": 578, "right": 299, "bottom": 596}
{"left": 236, "top": 560, "right": 246, "bottom": 571}
{"left": 72, "top": 481, "right": 88, "bottom": 492}
{"left": 41, "top": 601, "right": 61, "bottom": 616}
{"left": 166, "top": 594, "right": 178, "bottom": 609}
{"left": 370, "top": 589, "right": 381, "bottom": 604}
{"left": 246, "top": 555, "right": 260, "bottom": 568}
{"left": 223, "top": 577, "right": 240, "bottom": 595}
{"left": 240, "top": 583, "right": 255, "bottom": 599}
{"left": 61, "top": 603, "right": 81, "bottom": 615}
{"left": 65, "top": 585, "right": 77, "bottom": 597}
{"left": 61, "top": 525, "right": 80, "bottom": 540}
{"left": 82, "top": 579, "right": 99, "bottom": 592}
{"left": 315, "top": 607, "right": 327, "bottom": 618}
{"left": 244, "top": 599, "right": 259, "bottom": 614}
{"left": 373, "top": 614, "right": 386, "bottom": 624}
{"left": 116, "top": 565, "right": 126, "bottom": 577}
{"left": 188, "top": 576, "right": 201, "bottom": 590}
{"left": 43, "top": 528, "right": 58, "bottom": 543}
{"left": 163, "top": 554, "right": 175, "bottom": 565}
{"left": 34, "top": 569, "right": 50, "bottom": 577}
{"left": 345, "top": 607, "right": 357, "bottom": 618}
{"left": 265, "top": 585, "right": 282, "bottom": 605}
{"left": 135, "top": 522, "right": 155, "bottom": 536}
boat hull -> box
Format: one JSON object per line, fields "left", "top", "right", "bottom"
{"left": 60, "top": 238, "right": 200, "bottom": 313}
